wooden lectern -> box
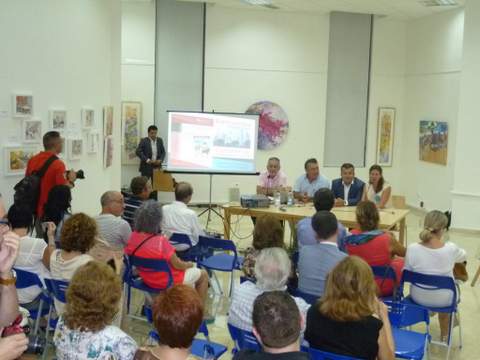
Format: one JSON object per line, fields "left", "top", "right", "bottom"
{"left": 152, "top": 169, "right": 175, "bottom": 192}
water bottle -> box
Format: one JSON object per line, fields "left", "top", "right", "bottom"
{"left": 287, "top": 191, "right": 294, "bottom": 206}
{"left": 274, "top": 191, "right": 281, "bottom": 207}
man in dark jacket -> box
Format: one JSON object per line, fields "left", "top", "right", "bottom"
{"left": 135, "top": 125, "right": 166, "bottom": 178}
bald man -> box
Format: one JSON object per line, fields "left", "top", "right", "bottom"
{"left": 162, "top": 182, "right": 205, "bottom": 253}
{"left": 94, "top": 191, "right": 132, "bottom": 250}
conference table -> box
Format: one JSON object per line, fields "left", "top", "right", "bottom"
{"left": 221, "top": 203, "right": 409, "bottom": 245}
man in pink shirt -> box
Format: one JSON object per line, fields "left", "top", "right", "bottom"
{"left": 256, "top": 157, "right": 288, "bottom": 196}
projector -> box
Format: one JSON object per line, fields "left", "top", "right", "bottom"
{"left": 240, "top": 194, "right": 270, "bottom": 208}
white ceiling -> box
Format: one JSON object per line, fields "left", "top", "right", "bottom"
{"left": 177, "top": 0, "right": 464, "bottom": 19}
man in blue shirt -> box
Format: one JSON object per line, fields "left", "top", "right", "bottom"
{"left": 331, "top": 163, "right": 365, "bottom": 207}
{"left": 296, "top": 188, "right": 348, "bottom": 251}
{"left": 122, "top": 176, "right": 152, "bottom": 229}
{"left": 293, "top": 158, "right": 330, "bottom": 203}
{"left": 298, "top": 211, "right": 347, "bottom": 297}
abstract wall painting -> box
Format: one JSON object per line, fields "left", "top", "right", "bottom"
{"left": 12, "top": 94, "right": 33, "bottom": 118}
{"left": 4, "top": 146, "right": 37, "bottom": 176}
{"left": 22, "top": 119, "right": 42, "bottom": 144}
{"left": 419, "top": 121, "right": 448, "bottom": 165}
{"left": 121, "top": 101, "right": 142, "bottom": 165}
{"left": 50, "top": 110, "right": 67, "bottom": 131}
{"left": 103, "top": 106, "right": 114, "bottom": 136}
{"left": 246, "top": 101, "right": 289, "bottom": 150}
{"left": 376, "top": 107, "right": 395, "bottom": 166}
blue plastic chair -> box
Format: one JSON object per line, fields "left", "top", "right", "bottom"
{"left": 123, "top": 255, "right": 174, "bottom": 316}
{"left": 399, "top": 270, "right": 461, "bottom": 359}
{"left": 43, "top": 278, "right": 69, "bottom": 358}
{"left": 291, "top": 288, "right": 318, "bottom": 305}
{"left": 308, "top": 347, "right": 362, "bottom": 360}
{"left": 170, "top": 233, "right": 204, "bottom": 262}
{"left": 197, "top": 236, "right": 239, "bottom": 296}
{"left": 227, "top": 323, "right": 260, "bottom": 353}
{"left": 371, "top": 265, "right": 398, "bottom": 301}
{"left": 14, "top": 268, "right": 52, "bottom": 336}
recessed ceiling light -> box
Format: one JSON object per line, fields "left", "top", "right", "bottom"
{"left": 241, "top": 0, "right": 273, "bottom": 6}
{"left": 419, "top": 0, "right": 458, "bottom": 6}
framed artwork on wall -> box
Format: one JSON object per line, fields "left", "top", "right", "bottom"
{"left": 419, "top": 120, "right": 448, "bottom": 166}
{"left": 376, "top": 107, "right": 395, "bottom": 167}
{"left": 121, "top": 101, "right": 142, "bottom": 165}
{"left": 104, "top": 135, "right": 114, "bottom": 168}
{"left": 87, "top": 131, "right": 100, "bottom": 154}
{"left": 3, "top": 146, "right": 38, "bottom": 176}
{"left": 12, "top": 93, "right": 33, "bottom": 118}
{"left": 22, "top": 119, "right": 42, "bottom": 143}
{"left": 68, "top": 138, "right": 83, "bottom": 161}
{"left": 81, "top": 108, "right": 95, "bottom": 129}
{"left": 59, "top": 136, "right": 66, "bottom": 159}
{"left": 103, "top": 106, "right": 114, "bottom": 136}
{"left": 50, "top": 110, "right": 67, "bottom": 131}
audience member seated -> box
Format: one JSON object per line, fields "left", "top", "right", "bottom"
{"left": 9, "top": 205, "right": 55, "bottom": 309}
{"left": 50, "top": 213, "right": 96, "bottom": 314}
{"left": 95, "top": 191, "right": 131, "bottom": 250}
{"left": 229, "top": 248, "right": 309, "bottom": 332}
{"left": 41, "top": 184, "right": 72, "bottom": 243}
{"left": 54, "top": 261, "right": 137, "bottom": 359}
{"left": 134, "top": 285, "right": 202, "bottom": 360}
{"left": 234, "top": 291, "right": 308, "bottom": 360}
{"left": 298, "top": 211, "right": 347, "bottom": 298}
{"left": 242, "top": 214, "right": 284, "bottom": 279}
{"left": 162, "top": 182, "right": 204, "bottom": 252}
{"left": 297, "top": 188, "right": 348, "bottom": 251}
{"left": 124, "top": 200, "right": 209, "bottom": 303}
{"left": 293, "top": 158, "right": 330, "bottom": 203}
{"left": 256, "top": 157, "right": 288, "bottom": 196}
{"left": 363, "top": 164, "right": 392, "bottom": 208}
{"left": 305, "top": 256, "right": 395, "bottom": 360}
{"left": 405, "top": 210, "right": 467, "bottom": 342}
{"left": 123, "top": 176, "right": 152, "bottom": 229}
{"left": 345, "top": 201, "right": 405, "bottom": 296}
{"left": 332, "top": 163, "right": 365, "bottom": 207}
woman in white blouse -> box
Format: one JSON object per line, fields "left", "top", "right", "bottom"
{"left": 363, "top": 165, "right": 392, "bottom": 208}
{"left": 404, "top": 210, "right": 467, "bottom": 341}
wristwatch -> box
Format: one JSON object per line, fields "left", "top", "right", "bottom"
{"left": 0, "top": 270, "right": 17, "bottom": 286}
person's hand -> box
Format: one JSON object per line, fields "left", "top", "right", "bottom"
{"left": 0, "top": 231, "right": 20, "bottom": 277}
{"left": 155, "top": 160, "right": 162, "bottom": 166}
{"left": 0, "top": 224, "right": 8, "bottom": 238}
{"left": 302, "top": 192, "right": 309, "bottom": 203}
{"left": 0, "top": 333, "right": 29, "bottom": 360}
{"left": 66, "top": 169, "right": 77, "bottom": 182}
{"left": 334, "top": 198, "right": 346, "bottom": 207}
{"left": 375, "top": 299, "right": 389, "bottom": 320}
{"left": 46, "top": 222, "right": 56, "bottom": 239}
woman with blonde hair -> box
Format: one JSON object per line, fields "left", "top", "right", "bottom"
{"left": 405, "top": 210, "right": 467, "bottom": 341}
{"left": 54, "top": 261, "right": 137, "bottom": 359}
{"left": 305, "top": 256, "right": 395, "bottom": 360}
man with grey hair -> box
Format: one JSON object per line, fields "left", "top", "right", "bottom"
{"left": 228, "top": 248, "right": 310, "bottom": 332}
{"left": 94, "top": 191, "right": 131, "bottom": 250}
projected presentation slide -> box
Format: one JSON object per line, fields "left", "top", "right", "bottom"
{"left": 167, "top": 112, "right": 259, "bottom": 174}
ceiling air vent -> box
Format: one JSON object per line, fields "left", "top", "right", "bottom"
{"left": 241, "top": 0, "right": 280, "bottom": 10}
{"left": 418, "top": 0, "right": 458, "bottom": 6}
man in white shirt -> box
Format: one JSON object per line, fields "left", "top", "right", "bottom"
{"left": 162, "top": 182, "right": 204, "bottom": 253}
{"left": 94, "top": 191, "right": 132, "bottom": 250}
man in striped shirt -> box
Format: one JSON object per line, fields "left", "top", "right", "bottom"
{"left": 122, "top": 176, "right": 152, "bottom": 229}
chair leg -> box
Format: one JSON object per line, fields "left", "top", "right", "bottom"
{"left": 229, "top": 271, "right": 234, "bottom": 297}
{"left": 212, "top": 272, "right": 223, "bottom": 295}
{"left": 471, "top": 264, "right": 480, "bottom": 287}
{"left": 457, "top": 311, "right": 463, "bottom": 349}
{"left": 446, "top": 313, "right": 454, "bottom": 360}
{"left": 33, "top": 299, "right": 44, "bottom": 336}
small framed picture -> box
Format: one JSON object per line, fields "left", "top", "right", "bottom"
{"left": 103, "top": 106, "right": 114, "bottom": 136}
{"left": 376, "top": 107, "right": 395, "bottom": 167}
{"left": 3, "top": 145, "right": 38, "bottom": 176}
{"left": 22, "top": 119, "right": 42, "bottom": 143}
{"left": 68, "top": 138, "right": 83, "bottom": 161}
{"left": 59, "top": 136, "right": 66, "bottom": 159}
{"left": 50, "top": 110, "right": 67, "bottom": 131}
{"left": 81, "top": 108, "right": 95, "bottom": 129}
{"left": 104, "top": 135, "right": 114, "bottom": 168}
{"left": 12, "top": 94, "right": 33, "bottom": 118}
{"left": 87, "top": 131, "right": 100, "bottom": 154}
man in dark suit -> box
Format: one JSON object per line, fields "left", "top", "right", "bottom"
{"left": 136, "top": 125, "right": 166, "bottom": 178}
{"left": 331, "top": 163, "right": 365, "bottom": 207}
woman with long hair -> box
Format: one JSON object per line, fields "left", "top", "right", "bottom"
{"left": 363, "top": 165, "right": 392, "bottom": 208}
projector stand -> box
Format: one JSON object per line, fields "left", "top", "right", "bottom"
{"left": 198, "top": 174, "right": 223, "bottom": 228}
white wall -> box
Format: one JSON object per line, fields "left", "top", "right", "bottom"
{"left": 121, "top": 0, "right": 156, "bottom": 189}
{"left": 400, "top": 9, "right": 464, "bottom": 212}
{"left": 0, "top": 0, "right": 121, "bottom": 215}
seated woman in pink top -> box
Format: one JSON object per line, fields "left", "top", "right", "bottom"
{"left": 124, "top": 200, "right": 208, "bottom": 303}
{"left": 345, "top": 201, "right": 406, "bottom": 296}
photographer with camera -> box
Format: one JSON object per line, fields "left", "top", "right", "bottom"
{"left": 0, "top": 220, "right": 28, "bottom": 359}
{"left": 24, "top": 131, "right": 80, "bottom": 237}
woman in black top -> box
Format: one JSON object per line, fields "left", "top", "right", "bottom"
{"left": 305, "top": 256, "right": 395, "bottom": 360}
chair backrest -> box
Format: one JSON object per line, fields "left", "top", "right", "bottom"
{"left": 292, "top": 288, "right": 318, "bottom": 305}
{"left": 400, "top": 270, "right": 457, "bottom": 308}
{"left": 170, "top": 233, "right": 192, "bottom": 247}
{"left": 308, "top": 348, "right": 363, "bottom": 360}
{"left": 14, "top": 268, "right": 44, "bottom": 289}
{"left": 45, "top": 278, "right": 69, "bottom": 304}
{"left": 199, "top": 236, "right": 237, "bottom": 260}
{"left": 227, "top": 323, "right": 260, "bottom": 352}
{"left": 392, "top": 195, "right": 407, "bottom": 209}
{"left": 371, "top": 265, "right": 398, "bottom": 297}
{"left": 383, "top": 300, "right": 430, "bottom": 328}
{"left": 126, "top": 255, "right": 174, "bottom": 289}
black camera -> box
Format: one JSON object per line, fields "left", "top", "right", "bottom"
{"left": 75, "top": 169, "right": 85, "bottom": 179}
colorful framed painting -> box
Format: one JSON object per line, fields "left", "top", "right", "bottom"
{"left": 12, "top": 94, "right": 33, "bottom": 118}
{"left": 50, "top": 110, "right": 67, "bottom": 131}
{"left": 3, "top": 146, "right": 37, "bottom": 176}
{"left": 81, "top": 108, "right": 95, "bottom": 129}
{"left": 67, "top": 138, "right": 83, "bottom": 161}
{"left": 376, "top": 107, "right": 395, "bottom": 167}
{"left": 419, "top": 121, "right": 448, "bottom": 165}
{"left": 121, "top": 101, "right": 142, "bottom": 165}
{"left": 103, "top": 106, "right": 114, "bottom": 136}
{"left": 104, "top": 135, "right": 114, "bottom": 168}
{"left": 22, "top": 119, "right": 42, "bottom": 144}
